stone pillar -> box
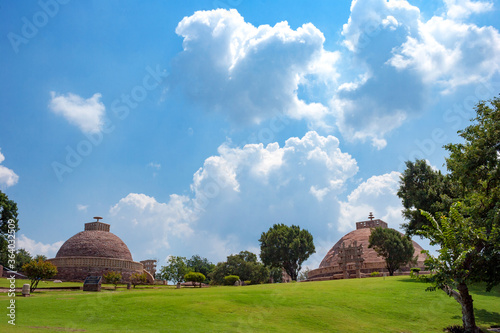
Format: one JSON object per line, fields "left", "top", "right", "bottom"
{"left": 127, "top": 282, "right": 131, "bottom": 290}
{"left": 22, "top": 284, "right": 30, "bottom": 297}
{"left": 176, "top": 282, "right": 181, "bottom": 289}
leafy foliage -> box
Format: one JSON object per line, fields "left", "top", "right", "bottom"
{"left": 159, "top": 256, "right": 189, "bottom": 284}
{"left": 13, "top": 248, "right": 33, "bottom": 272}
{"left": 397, "top": 160, "right": 454, "bottom": 235}
{"left": 368, "top": 227, "right": 415, "bottom": 276}
{"left": 184, "top": 271, "right": 206, "bottom": 287}
{"left": 209, "top": 251, "right": 269, "bottom": 285}
{"left": 0, "top": 190, "right": 19, "bottom": 267}
{"left": 103, "top": 271, "right": 122, "bottom": 290}
{"left": 187, "top": 255, "right": 215, "bottom": 284}
{"left": 420, "top": 204, "right": 488, "bottom": 332}
{"left": 398, "top": 97, "right": 500, "bottom": 333}
{"left": 22, "top": 259, "right": 57, "bottom": 292}
{"left": 223, "top": 275, "right": 240, "bottom": 286}
{"left": 259, "top": 223, "right": 315, "bottom": 281}
{"left": 34, "top": 254, "right": 48, "bottom": 261}
{"left": 269, "top": 267, "right": 283, "bottom": 283}
{"left": 410, "top": 268, "right": 421, "bottom": 278}
{"left": 130, "top": 272, "right": 148, "bottom": 288}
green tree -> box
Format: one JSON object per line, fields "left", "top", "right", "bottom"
{"left": 419, "top": 204, "right": 491, "bottom": 333}
{"left": 14, "top": 248, "right": 33, "bottom": 272}
{"left": 159, "top": 256, "right": 189, "bottom": 284}
{"left": 209, "top": 251, "right": 269, "bottom": 285}
{"left": 130, "top": 272, "right": 148, "bottom": 288}
{"left": 223, "top": 275, "right": 240, "bottom": 285}
{"left": 34, "top": 254, "right": 48, "bottom": 261}
{"left": 397, "top": 159, "right": 454, "bottom": 235}
{"left": 259, "top": 223, "right": 315, "bottom": 281}
{"left": 187, "top": 255, "right": 215, "bottom": 284}
{"left": 184, "top": 271, "right": 206, "bottom": 288}
{"left": 368, "top": 227, "right": 415, "bottom": 276}
{"left": 103, "top": 271, "right": 122, "bottom": 290}
{"left": 398, "top": 97, "right": 500, "bottom": 333}
{"left": 0, "top": 190, "right": 19, "bottom": 267}
{"left": 22, "top": 259, "right": 57, "bottom": 292}
{"left": 269, "top": 267, "right": 283, "bottom": 283}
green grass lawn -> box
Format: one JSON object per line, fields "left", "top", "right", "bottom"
{"left": 0, "top": 278, "right": 83, "bottom": 289}
{"left": 0, "top": 278, "right": 172, "bottom": 290}
{"left": 1, "top": 276, "right": 499, "bottom": 332}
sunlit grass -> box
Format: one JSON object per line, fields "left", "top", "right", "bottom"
{"left": 1, "top": 276, "right": 498, "bottom": 332}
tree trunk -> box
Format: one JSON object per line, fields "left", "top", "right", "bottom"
{"left": 457, "top": 283, "right": 480, "bottom": 333}
{"left": 386, "top": 263, "right": 395, "bottom": 276}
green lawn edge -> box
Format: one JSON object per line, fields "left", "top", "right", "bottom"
{"left": 1, "top": 276, "right": 498, "bottom": 332}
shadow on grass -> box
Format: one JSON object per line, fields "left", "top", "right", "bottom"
{"left": 396, "top": 277, "right": 429, "bottom": 284}
{"left": 475, "top": 308, "right": 500, "bottom": 326}
{"left": 468, "top": 284, "right": 500, "bottom": 298}
{"left": 451, "top": 309, "right": 500, "bottom": 327}
{"left": 397, "top": 279, "right": 500, "bottom": 295}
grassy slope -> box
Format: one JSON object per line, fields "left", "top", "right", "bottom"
{"left": 1, "top": 276, "right": 499, "bottom": 332}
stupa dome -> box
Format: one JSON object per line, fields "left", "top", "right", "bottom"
{"left": 308, "top": 215, "right": 428, "bottom": 281}
{"left": 318, "top": 227, "right": 427, "bottom": 269}
{"left": 48, "top": 217, "right": 146, "bottom": 282}
{"left": 56, "top": 230, "right": 133, "bottom": 261}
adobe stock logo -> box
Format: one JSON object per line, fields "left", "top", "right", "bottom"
{"left": 7, "top": 0, "right": 70, "bottom": 54}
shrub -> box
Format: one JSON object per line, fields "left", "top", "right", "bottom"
{"left": 443, "top": 325, "right": 466, "bottom": 333}
{"left": 224, "top": 275, "right": 240, "bottom": 286}
{"left": 103, "top": 271, "right": 122, "bottom": 290}
{"left": 410, "top": 267, "right": 421, "bottom": 278}
{"left": 184, "top": 271, "right": 206, "bottom": 288}
{"left": 244, "top": 280, "right": 251, "bottom": 286}
{"left": 370, "top": 271, "right": 380, "bottom": 277}
{"left": 22, "top": 259, "right": 58, "bottom": 292}
{"left": 130, "top": 272, "right": 148, "bottom": 288}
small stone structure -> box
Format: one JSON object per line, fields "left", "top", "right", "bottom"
{"left": 140, "top": 259, "right": 157, "bottom": 276}
{"left": 48, "top": 217, "right": 144, "bottom": 282}
{"left": 83, "top": 276, "right": 102, "bottom": 292}
{"left": 337, "top": 240, "right": 364, "bottom": 279}
{"left": 22, "top": 284, "right": 30, "bottom": 297}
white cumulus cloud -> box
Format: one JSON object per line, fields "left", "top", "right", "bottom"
{"left": 49, "top": 92, "right": 106, "bottom": 133}
{"left": 444, "top": 0, "right": 494, "bottom": 20}
{"left": 171, "top": 8, "right": 338, "bottom": 128}
{"left": 76, "top": 204, "right": 88, "bottom": 212}
{"left": 332, "top": 0, "right": 500, "bottom": 148}
{"left": 170, "top": 6, "right": 500, "bottom": 149}
{"left": 0, "top": 150, "right": 19, "bottom": 188}
{"left": 107, "top": 133, "right": 429, "bottom": 265}
{"left": 109, "top": 131, "right": 359, "bottom": 262}
{"left": 337, "top": 171, "right": 403, "bottom": 232}
{"left": 109, "top": 193, "right": 196, "bottom": 258}
{"left": 17, "top": 234, "right": 65, "bottom": 258}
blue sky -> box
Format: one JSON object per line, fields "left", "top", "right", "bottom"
{"left": 1, "top": 0, "right": 499, "bottom": 269}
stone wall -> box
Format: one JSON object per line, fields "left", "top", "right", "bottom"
{"left": 308, "top": 256, "right": 427, "bottom": 281}
{"left": 48, "top": 257, "right": 143, "bottom": 282}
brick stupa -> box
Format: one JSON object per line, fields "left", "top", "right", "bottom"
{"left": 48, "top": 217, "right": 149, "bottom": 282}
{"left": 307, "top": 214, "right": 428, "bottom": 281}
